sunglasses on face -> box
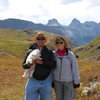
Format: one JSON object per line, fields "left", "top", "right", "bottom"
{"left": 56, "top": 42, "right": 64, "bottom": 44}
{"left": 36, "top": 37, "right": 45, "bottom": 40}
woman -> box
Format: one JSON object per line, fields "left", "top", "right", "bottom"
{"left": 53, "top": 36, "right": 80, "bottom": 100}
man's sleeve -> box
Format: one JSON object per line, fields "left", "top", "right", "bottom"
{"left": 22, "top": 49, "right": 32, "bottom": 69}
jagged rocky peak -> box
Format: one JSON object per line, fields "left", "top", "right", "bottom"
{"left": 69, "top": 18, "right": 81, "bottom": 27}
{"left": 84, "top": 21, "right": 97, "bottom": 27}
{"left": 72, "top": 18, "right": 80, "bottom": 24}
{"left": 47, "top": 18, "right": 61, "bottom": 26}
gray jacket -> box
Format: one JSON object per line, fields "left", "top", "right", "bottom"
{"left": 53, "top": 50, "right": 80, "bottom": 84}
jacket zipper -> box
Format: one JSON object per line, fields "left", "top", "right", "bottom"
{"left": 59, "top": 58, "right": 63, "bottom": 81}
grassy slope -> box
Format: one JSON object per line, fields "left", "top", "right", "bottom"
{"left": 0, "top": 29, "right": 57, "bottom": 57}
{"left": 73, "top": 35, "right": 100, "bottom": 60}
{"left": 0, "top": 29, "right": 31, "bottom": 41}
{"left": 0, "top": 40, "right": 30, "bottom": 57}
{"left": 0, "top": 29, "right": 32, "bottom": 57}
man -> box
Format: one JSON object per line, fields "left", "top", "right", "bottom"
{"left": 22, "top": 32, "right": 56, "bottom": 100}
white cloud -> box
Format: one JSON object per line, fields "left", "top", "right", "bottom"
{"left": 0, "top": 0, "right": 9, "bottom": 7}
{"left": 61, "top": 0, "right": 83, "bottom": 4}
{"left": 0, "top": 0, "right": 100, "bottom": 25}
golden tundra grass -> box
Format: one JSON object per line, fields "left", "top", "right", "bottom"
{"left": 0, "top": 56, "right": 26, "bottom": 100}
{"left": 76, "top": 61, "right": 100, "bottom": 100}
{"left": 0, "top": 56, "right": 100, "bottom": 100}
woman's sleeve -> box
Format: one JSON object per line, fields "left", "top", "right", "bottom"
{"left": 71, "top": 52, "right": 80, "bottom": 84}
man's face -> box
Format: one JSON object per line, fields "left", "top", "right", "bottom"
{"left": 36, "top": 37, "right": 46, "bottom": 47}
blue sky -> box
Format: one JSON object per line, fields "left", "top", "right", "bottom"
{"left": 0, "top": 0, "right": 100, "bottom": 25}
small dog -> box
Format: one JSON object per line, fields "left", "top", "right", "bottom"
{"left": 22, "top": 49, "right": 41, "bottom": 78}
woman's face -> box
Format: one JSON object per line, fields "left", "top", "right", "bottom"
{"left": 55, "top": 40, "right": 65, "bottom": 50}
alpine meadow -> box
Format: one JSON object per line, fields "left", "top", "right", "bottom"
{"left": 0, "top": 29, "right": 100, "bottom": 100}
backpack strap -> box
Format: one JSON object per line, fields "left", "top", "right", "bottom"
{"left": 65, "top": 48, "right": 68, "bottom": 56}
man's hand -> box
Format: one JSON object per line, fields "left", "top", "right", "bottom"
{"left": 28, "top": 60, "right": 36, "bottom": 67}
{"left": 35, "top": 59, "right": 43, "bottom": 64}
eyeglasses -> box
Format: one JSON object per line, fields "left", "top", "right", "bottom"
{"left": 36, "top": 37, "right": 45, "bottom": 40}
{"left": 56, "top": 42, "right": 63, "bottom": 44}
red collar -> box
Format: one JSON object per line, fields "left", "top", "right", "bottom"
{"left": 57, "top": 49, "right": 66, "bottom": 56}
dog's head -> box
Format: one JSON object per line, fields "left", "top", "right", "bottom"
{"left": 31, "top": 49, "right": 41, "bottom": 59}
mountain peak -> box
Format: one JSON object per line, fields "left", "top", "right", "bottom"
{"left": 47, "top": 18, "right": 61, "bottom": 26}
{"left": 72, "top": 18, "right": 80, "bottom": 22}
{"left": 71, "top": 18, "right": 80, "bottom": 24}
{"left": 69, "top": 18, "right": 81, "bottom": 28}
